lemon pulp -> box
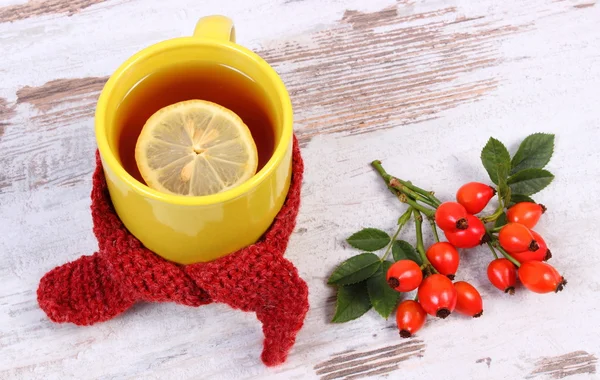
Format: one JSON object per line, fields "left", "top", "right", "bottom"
{"left": 135, "top": 100, "right": 258, "bottom": 196}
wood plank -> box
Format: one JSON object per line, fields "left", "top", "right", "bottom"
{"left": 0, "top": 0, "right": 109, "bottom": 23}
{"left": 0, "top": 1, "right": 527, "bottom": 194}
{"left": 1, "top": 0, "right": 600, "bottom": 379}
{"left": 1, "top": 0, "right": 594, "bottom": 196}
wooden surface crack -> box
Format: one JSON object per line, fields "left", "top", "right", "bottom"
{"left": 527, "top": 351, "right": 598, "bottom": 379}
{"left": 314, "top": 340, "right": 425, "bottom": 380}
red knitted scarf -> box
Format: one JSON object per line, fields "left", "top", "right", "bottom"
{"left": 37, "top": 136, "right": 309, "bottom": 367}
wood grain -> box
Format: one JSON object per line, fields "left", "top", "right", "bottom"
{"left": 7, "top": 2, "right": 526, "bottom": 135}
{"left": 573, "top": 3, "right": 595, "bottom": 9}
{"left": 16, "top": 77, "right": 107, "bottom": 126}
{"left": 1, "top": 0, "right": 600, "bottom": 379}
{"left": 0, "top": 0, "right": 108, "bottom": 23}
{"left": 0, "top": 97, "right": 16, "bottom": 139}
{"left": 258, "top": 4, "right": 528, "bottom": 142}
{"left": 527, "top": 351, "right": 597, "bottom": 379}
{"left": 0, "top": 78, "right": 106, "bottom": 194}
{"left": 0, "top": 97, "right": 17, "bottom": 192}
{"left": 6, "top": 0, "right": 587, "bottom": 194}
{"left": 314, "top": 340, "right": 425, "bottom": 380}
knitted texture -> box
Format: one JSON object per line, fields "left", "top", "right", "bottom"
{"left": 37, "top": 136, "right": 308, "bottom": 367}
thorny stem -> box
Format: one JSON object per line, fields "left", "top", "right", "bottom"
{"left": 402, "top": 196, "right": 436, "bottom": 218}
{"left": 381, "top": 208, "right": 412, "bottom": 262}
{"left": 371, "top": 160, "right": 441, "bottom": 207}
{"left": 491, "top": 226, "right": 503, "bottom": 233}
{"left": 487, "top": 241, "right": 499, "bottom": 260}
{"left": 389, "top": 178, "right": 438, "bottom": 208}
{"left": 428, "top": 217, "right": 440, "bottom": 243}
{"left": 414, "top": 210, "right": 438, "bottom": 274}
{"left": 406, "top": 181, "right": 442, "bottom": 207}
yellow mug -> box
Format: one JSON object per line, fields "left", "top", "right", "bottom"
{"left": 94, "top": 16, "right": 293, "bottom": 264}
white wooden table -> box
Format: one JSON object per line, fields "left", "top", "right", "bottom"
{"left": 1, "top": 0, "right": 600, "bottom": 379}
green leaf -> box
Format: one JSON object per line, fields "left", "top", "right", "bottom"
{"left": 331, "top": 282, "right": 372, "bottom": 323}
{"left": 397, "top": 210, "right": 412, "bottom": 226}
{"left": 328, "top": 253, "right": 382, "bottom": 285}
{"left": 495, "top": 212, "right": 507, "bottom": 228}
{"left": 508, "top": 169, "right": 554, "bottom": 196}
{"left": 481, "top": 137, "right": 511, "bottom": 185}
{"left": 508, "top": 194, "right": 535, "bottom": 207}
{"left": 347, "top": 228, "right": 391, "bottom": 251}
{"left": 392, "top": 240, "right": 422, "bottom": 265}
{"left": 511, "top": 133, "right": 555, "bottom": 174}
{"left": 367, "top": 261, "right": 401, "bottom": 319}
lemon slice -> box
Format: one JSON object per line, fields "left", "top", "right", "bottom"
{"left": 135, "top": 100, "right": 258, "bottom": 196}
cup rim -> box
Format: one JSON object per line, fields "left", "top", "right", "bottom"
{"left": 95, "top": 37, "right": 293, "bottom": 206}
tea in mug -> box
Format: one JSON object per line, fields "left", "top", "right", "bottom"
{"left": 114, "top": 62, "right": 276, "bottom": 194}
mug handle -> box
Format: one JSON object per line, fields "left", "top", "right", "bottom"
{"left": 194, "top": 15, "right": 236, "bottom": 43}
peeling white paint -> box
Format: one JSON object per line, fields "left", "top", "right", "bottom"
{"left": 1, "top": 0, "right": 600, "bottom": 379}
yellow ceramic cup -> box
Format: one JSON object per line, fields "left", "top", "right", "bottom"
{"left": 95, "top": 16, "right": 293, "bottom": 264}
